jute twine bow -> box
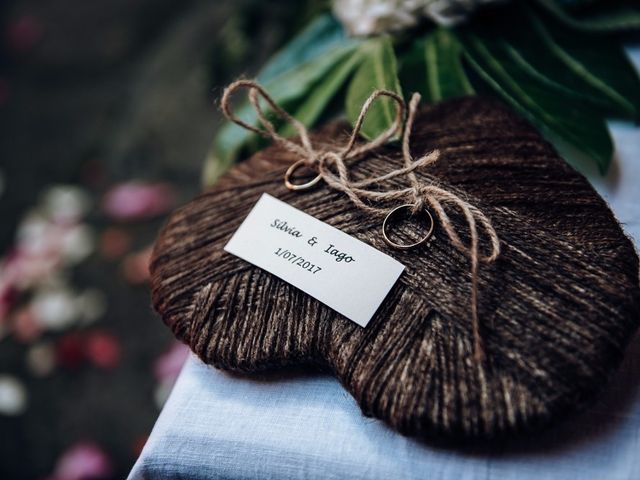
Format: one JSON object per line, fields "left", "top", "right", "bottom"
{"left": 221, "top": 79, "right": 500, "bottom": 362}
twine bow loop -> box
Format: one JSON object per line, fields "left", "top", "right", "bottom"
{"left": 221, "top": 79, "right": 500, "bottom": 362}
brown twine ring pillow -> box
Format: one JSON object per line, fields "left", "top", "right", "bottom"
{"left": 150, "top": 96, "right": 640, "bottom": 440}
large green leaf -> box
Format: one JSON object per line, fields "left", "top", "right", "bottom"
{"left": 399, "top": 29, "right": 473, "bottom": 103}
{"left": 534, "top": 0, "right": 640, "bottom": 32}
{"left": 526, "top": 10, "right": 640, "bottom": 119}
{"left": 549, "top": 30, "right": 640, "bottom": 120}
{"left": 460, "top": 32, "right": 613, "bottom": 173}
{"left": 345, "top": 36, "right": 403, "bottom": 140}
{"left": 258, "top": 14, "right": 349, "bottom": 82}
{"left": 423, "top": 28, "right": 474, "bottom": 102}
{"left": 477, "top": 6, "right": 640, "bottom": 120}
{"left": 203, "top": 14, "right": 359, "bottom": 186}
{"left": 205, "top": 45, "right": 358, "bottom": 184}
{"left": 398, "top": 38, "right": 428, "bottom": 99}
{"left": 279, "top": 51, "right": 364, "bottom": 138}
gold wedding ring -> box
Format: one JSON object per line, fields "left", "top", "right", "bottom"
{"left": 284, "top": 160, "right": 322, "bottom": 191}
{"left": 382, "top": 204, "right": 435, "bottom": 250}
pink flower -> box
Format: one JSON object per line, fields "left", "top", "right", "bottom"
{"left": 85, "top": 331, "right": 121, "bottom": 370}
{"left": 153, "top": 341, "right": 189, "bottom": 408}
{"left": 121, "top": 245, "right": 153, "bottom": 285}
{"left": 99, "top": 227, "right": 131, "bottom": 260}
{"left": 56, "top": 333, "right": 87, "bottom": 370}
{"left": 102, "top": 182, "right": 175, "bottom": 221}
{"left": 1, "top": 242, "right": 60, "bottom": 293}
{"left": 50, "top": 442, "right": 112, "bottom": 480}
{"left": 5, "top": 15, "right": 43, "bottom": 54}
{"left": 3, "top": 211, "right": 93, "bottom": 294}
{"left": 0, "top": 283, "right": 18, "bottom": 323}
{"left": 55, "top": 330, "right": 122, "bottom": 370}
{"left": 12, "top": 307, "right": 42, "bottom": 343}
{"left": 0, "top": 184, "right": 94, "bottom": 328}
{"left": 154, "top": 341, "right": 189, "bottom": 383}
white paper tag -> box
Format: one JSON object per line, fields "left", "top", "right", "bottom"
{"left": 224, "top": 193, "right": 405, "bottom": 327}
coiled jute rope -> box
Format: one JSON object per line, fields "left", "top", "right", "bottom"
{"left": 221, "top": 80, "right": 500, "bottom": 361}
{"left": 150, "top": 94, "right": 640, "bottom": 439}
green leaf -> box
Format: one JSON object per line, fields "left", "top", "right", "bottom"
{"left": 216, "top": 45, "right": 357, "bottom": 154}
{"left": 345, "top": 36, "right": 403, "bottom": 140}
{"left": 460, "top": 32, "right": 613, "bottom": 173}
{"left": 399, "top": 29, "right": 473, "bottom": 104}
{"left": 203, "top": 15, "right": 360, "bottom": 185}
{"left": 480, "top": 6, "right": 640, "bottom": 120}
{"left": 398, "top": 38, "right": 429, "bottom": 99}
{"left": 499, "top": 41, "right": 604, "bottom": 108}
{"left": 534, "top": 0, "right": 640, "bottom": 32}
{"left": 423, "top": 28, "right": 474, "bottom": 102}
{"left": 279, "top": 51, "right": 364, "bottom": 138}
{"left": 258, "top": 14, "right": 349, "bottom": 83}
{"left": 527, "top": 9, "right": 640, "bottom": 119}
{"left": 206, "top": 45, "right": 357, "bottom": 184}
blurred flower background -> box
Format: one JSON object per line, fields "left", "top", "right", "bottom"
{"left": 0, "top": 0, "right": 318, "bottom": 478}
{"left": 4, "top": 0, "right": 637, "bottom": 478}
{"left": 333, "top": 0, "right": 502, "bottom": 34}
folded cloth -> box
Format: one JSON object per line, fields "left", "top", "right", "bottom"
{"left": 128, "top": 48, "right": 640, "bottom": 480}
{"left": 128, "top": 338, "right": 640, "bottom": 480}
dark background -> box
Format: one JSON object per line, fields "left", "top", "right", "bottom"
{"left": 0, "top": 0, "right": 318, "bottom": 478}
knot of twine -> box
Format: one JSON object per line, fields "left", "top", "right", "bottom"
{"left": 221, "top": 79, "right": 500, "bottom": 362}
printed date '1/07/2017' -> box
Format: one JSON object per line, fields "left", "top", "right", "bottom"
{"left": 274, "top": 247, "right": 322, "bottom": 274}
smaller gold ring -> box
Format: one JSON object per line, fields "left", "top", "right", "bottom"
{"left": 382, "top": 204, "right": 435, "bottom": 250}
{"left": 284, "top": 160, "right": 322, "bottom": 191}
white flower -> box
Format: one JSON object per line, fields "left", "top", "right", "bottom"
{"left": 424, "top": 0, "right": 500, "bottom": 26}
{"left": 30, "top": 285, "right": 106, "bottom": 331}
{"left": 75, "top": 289, "right": 107, "bottom": 325}
{"left": 26, "top": 342, "right": 56, "bottom": 377}
{"left": 333, "top": 0, "right": 503, "bottom": 35}
{"left": 334, "top": 0, "right": 423, "bottom": 36}
{"left": 59, "top": 224, "right": 94, "bottom": 265}
{"left": 31, "top": 286, "right": 79, "bottom": 330}
{"left": 41, "top": 185, "right": 91, "bottom": 224}
{"left": 0, "top": 375, "right": 27, "bottom": 416}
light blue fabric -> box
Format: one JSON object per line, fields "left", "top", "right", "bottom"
{"left": 129, "top": 48, "right": 640, "bottom": 480}
{"left": 129, "top": 341, "right": 640, "bottom": 480}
